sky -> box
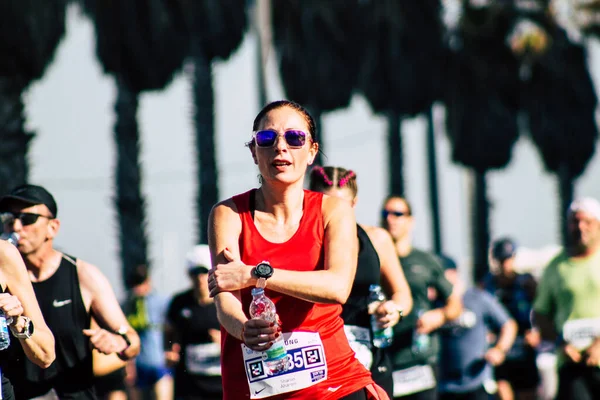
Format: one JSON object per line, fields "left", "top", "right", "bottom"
{"left": 21, "top": 4, "right": 600, "bottom": 298}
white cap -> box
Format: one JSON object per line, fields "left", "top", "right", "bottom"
{"left": 569, "top": 197, "right": 600, "bottom": 221}
{"left": 186, "top": 244, "right": 212, "bottom": 272}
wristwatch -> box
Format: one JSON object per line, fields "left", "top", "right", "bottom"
{"left": 253, "top": 261, "right": 274, "bottom": 288}
{"left": 10, "top": 316, "right": 34, "bottom": 339}
{"left": 116, "top": 325, "right": 131, "bottom": 359}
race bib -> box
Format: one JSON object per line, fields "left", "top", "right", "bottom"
{"left": 242, "top": 331, "right": 327, "bottom": 399}
{"left": 392, "top": 364, "right": 436, "bottom": 397}
{"left": 563, "top": 318, "right": 600, "bottom": 351}
{"left": 185, "top": 343, "right": 221, "bottom": 376}
{"left": 344, "top": 325, "right": 373, "bottom": 369}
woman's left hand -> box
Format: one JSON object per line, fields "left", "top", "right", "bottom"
{"left": 208, "top": 249, "right": 254, "bottom": 297}
{"left": 373, "top": 300, "right": 402, "bottom": 329}
{"left": 0, "top": 293, "right": 24, "bottom": 322}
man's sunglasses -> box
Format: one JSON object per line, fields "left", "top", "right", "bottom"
{"left": 253, "top": 130, "right": 307, "bottom": 148}
{"left": 381, "top": 210, "right": 408, "bottom": 219}
{"left": 0, "top": 212, "right": 53, "bottom": 226}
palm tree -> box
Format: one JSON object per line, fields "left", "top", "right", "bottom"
{"left": 0, "top": 1, "right": 68, "bottom": 195}
{"left": 83, "top": 0, "right": 188, "bottom": 284}
{"left": 444, "top": 2, "right": 520, "bottom": 282}
{"left": 271, "top": 0, "right": 362, "bottom": 166}
{"left": 357, "top": 0, "right": 446, "bottom": 250}
{"left": 520, "top": 12, "right": 598, "bottom": 246}
{"left": 170, "top": 0, "right": 247, "bottom": 244}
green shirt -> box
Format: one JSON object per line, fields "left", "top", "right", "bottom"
{"left": 534, "top": 248, "right": 600, "bottom": 368}
{"left": 387, "top": 248, "right": 454, "bottom": 369}
{"left": 534, "top": 249, "right": 600, "bottom": 331}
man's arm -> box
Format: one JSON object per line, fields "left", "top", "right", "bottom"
{"left": 0, "top": 242, "right": 55, "bottom": 368}
{"left": 78, "top": 260, "right": 140, "bottom": 360}
{"left": 486, "top": 319, "right": 518, "bottom": 366}
{"left": 418, "top": 256, "right": 463, "bottom": 334}
{"left": 90, "top": 318, "right": 127, "bottom": 376}
{"left": 482, "top": 291, "right": 518, "bottom": 366}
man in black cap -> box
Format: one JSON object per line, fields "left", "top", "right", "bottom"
{"left": 0, "top": 184, "right": 140, "bottom": 400}
{"left": 482, "top": 238, "right": 540, "bottom": 400}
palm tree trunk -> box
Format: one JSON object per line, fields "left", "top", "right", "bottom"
{"left": 387, "top": 112, "right": 404, "bottom": 196}
{"left": 114, "top": 79, "right": 149, "bottom": 285}
{"left": 0, "top": 79, "right": 33, "bottom": 195}
{"left": 426, "top": 106, "right": 442, "bottom": 254}
{"left": 254, "top": 0, "right": 270, "bottom": 108}
{"left": 191, "top": 44, "right": 219, "bottom": 244}
{"left": 472, "top": 169, "right": 490, "bottom": 283}
{"left": 558, "top": 162, "right": 574, "bottom": 248}
{"left": 313, "top": 109, "right": 324, "bottom": 166}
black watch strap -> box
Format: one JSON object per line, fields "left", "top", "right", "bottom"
{"left": 116, "top": 325, "right": 131, "bottom": 359}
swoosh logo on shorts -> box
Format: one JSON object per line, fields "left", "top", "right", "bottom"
{"left": 327, "top": 385, "right": 342, "bottom": 392}
{"left": 53, "top": 299, "right": 72, "bottom": 308}
{"left": 254, "top": 388, "right": 266, "bottom": 395}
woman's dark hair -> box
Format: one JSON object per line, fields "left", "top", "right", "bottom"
{"left": 251, "top": 100, "right": 318, "bottom": 143}
{"left": 309, "top": 166, "right": 357, "bottom": 197}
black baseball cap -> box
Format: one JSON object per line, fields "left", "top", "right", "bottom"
{"left": 492, "top": 238, "right": 517, "bottom": 261}
{"left": 438, "top": 254, "right": 457, "bottom": 270}
{"left": 0, "top": 184, "right": 58, "bottom": 217}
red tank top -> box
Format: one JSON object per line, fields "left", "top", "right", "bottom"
{"left": 221, "top": 189, "right": 374, "bottom": 400}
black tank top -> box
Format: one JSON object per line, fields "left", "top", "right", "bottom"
{"left": 342, "top": 225, "right": 381, "bottom": 326}
{"left": 341, "top": 225, "right": 393, "bottom": 393}
{"left": 7, "top": 255, "right": 95, "bottom": 399}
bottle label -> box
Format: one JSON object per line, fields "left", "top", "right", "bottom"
{"left": 263, "top": 341, "right": 287, "bottom": 361}
{"left": 241, "top": 331, "right": 327, "bottom": 399}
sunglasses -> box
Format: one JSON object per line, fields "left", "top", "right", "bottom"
{"left": 381, "top": 210, "right": 408, "bottom": 219}
{"left": 0, "top": 212, "right": 53, "bottom": 226}
{"left": 253, "top": 130, "right": 307, "bottom": 148}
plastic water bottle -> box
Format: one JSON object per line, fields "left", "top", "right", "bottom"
{"left": 0, "top": 310, "right": 11, "bottom": 351}
{"left": 249, "top": 287, "right": 288, "bottom": 374}
{"left": 0, "top": 232, "right": 19, "bottom": 247}
{"left": 368, "top": 284, "right": 393, "bottom": 348}
{"left": 412, "top": 310, "right": 431, "bottom": 355}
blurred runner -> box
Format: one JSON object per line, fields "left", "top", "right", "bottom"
{"left": 164, "top": 245, "right": 222, "bottom": 400}
{"left": 380, "top": 195, "right": 462, "bottom": 400}
{"left": 122, "top": 264, "right": 173, "bottom": 400}
{"left": 438, "top": 258, "right": 518, "bottom": 400}
{"left": 483, "top": 238, "right": 540, "bottom": 400}
{"left": 534, "top": 197, "right": 600, "bottom": 399}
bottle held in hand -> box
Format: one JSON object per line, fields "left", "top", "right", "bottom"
{"left": 0, "top": 310, "right": 12, "bottom": 351}
{"left": 412, "top": 310, "right": 431, "bottom": 355}
{"left": 368, "top": 284, "right": 393, "bottom": 348}
{"left": 249, "top": 287, "right": 288, "bottom": 374}
{"left": 0, "top": 232, "right": 19, "bottom": 247}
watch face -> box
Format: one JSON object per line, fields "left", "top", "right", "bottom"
{"left": 256, "top": 262, "right": 273, "bottom": 278}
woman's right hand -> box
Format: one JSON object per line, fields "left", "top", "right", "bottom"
{"left": 241, "top": 319, "right": 282, "bottom": 352}
{"left": 208, "top": 248, "right": 255, "bottom": 297}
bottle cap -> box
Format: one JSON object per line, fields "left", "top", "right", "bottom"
{"left": 369, "top": 284, "right": 381, "bottom": 292}
{"left": 251, "top": 287, "right": 265, "bottom": 296}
